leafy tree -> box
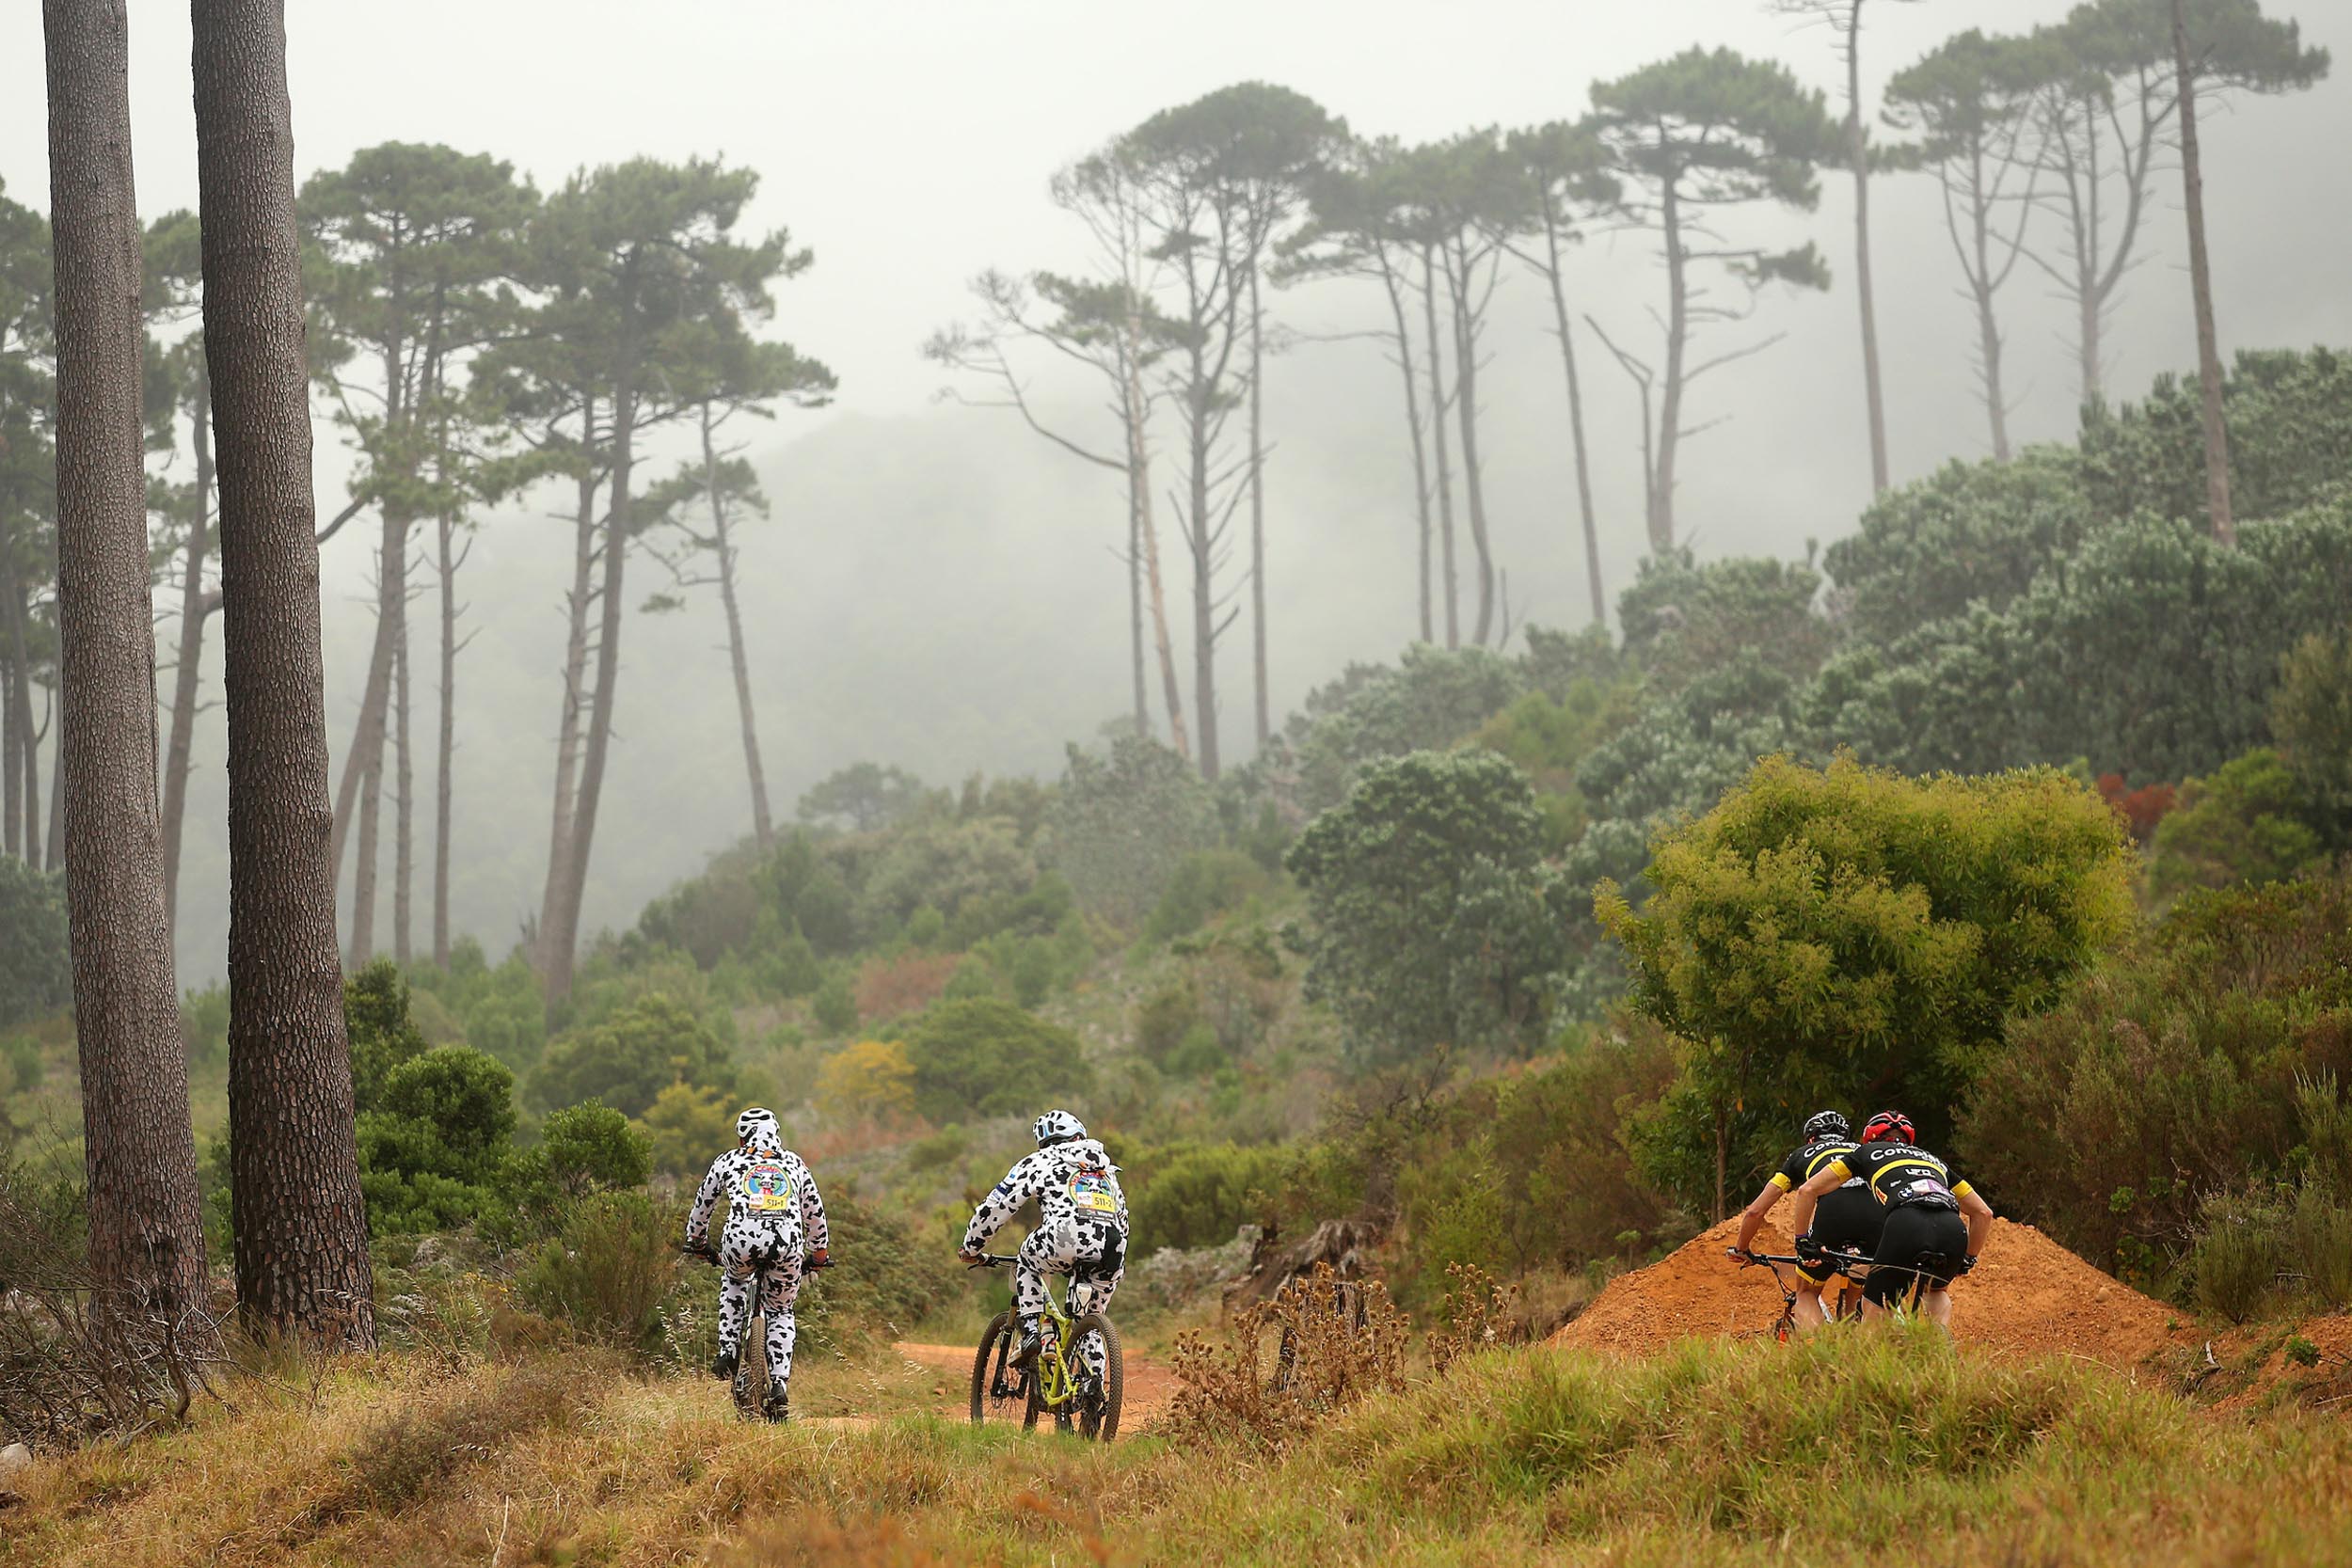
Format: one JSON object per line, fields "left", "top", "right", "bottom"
{"left": 0, "top": 857, "right": 69, "bottom": 1030}
{"left": 1588, "top": 48, "right": 1839, "bottom": 551}
{"left": 1883, "top": 30, "right": 2050, "bottom": 461}
{"left": 501, "top": 1100, "right": 652, "bottom": 1236}
{"left": 857, "top": 816, "right": 1036, "bottom": 934}
{"left": 355, "top": 1045, "right": 517, "bottom": 1234}
{"left": 2147, "top": 748, "right": 2326, "bottom": 898}
{"left": 2272, "top": 629, "right": 2352, "bottom": 845}
{"left": 634, "top": 1081, "right": 734, "bottom": 1179}
{"left": 815, "top": 1038, "right": 917, "bottom": 1126}
{"left": 901, "top": 999, "right": 1092, "bottom": 1122}
{"left": 1044, "top": 734, "right": 1218, "bottom": 927}
{"left": 2079, "top": 348, "right": 2352, "bottom": 528}
{"left": 1616, "top": 550, "right": 1831, "bottom": 692}
{"left": 1292, "top": 643, "right": 1526, "bottom": 813}
{"left": 527, "top": 993, "right": 731, "bottom": 1117}
{"left": 811, "top": 972, "right": 859, "bottom": 1036}
{"left": 1598, "top": 755, "right": 2135, "bottom": 1218}
{"left": 796, "top": 761, "right": 928, "bottom": 834}
{"left": 345, "top": 957, "right": 431, "bottom": 1113}
{"left": 1286, "top": 750, "right": 1572, "bottom": 1068}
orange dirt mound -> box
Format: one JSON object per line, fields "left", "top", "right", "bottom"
{"left": 1549, "top": 1213, "right": 2189, "bottom": 1372}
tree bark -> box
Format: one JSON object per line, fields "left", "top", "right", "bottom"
{"left": 45, "top": 708, "right": 63, "bottom": 870}
{"left": 1421, "top": 247, "right": 1458, "bottom": 648}
{"left": 536, "top": 427, "right": 596, "bottom": 984}
{"left": 161, "top": 359, "right": 212, "bottom": 928}
{"left": 45, "top": 0, "right": 212, "bottom": 1330}
{"left": 1375, "top": 255, "right": 1433, "bottom": 644}
{"left": 1182, "top": 310, "right": 1222, "bottom": 783}
{"left": 1247, "top": 263, "right": 1269, "bottom": 754}
{"left": 327, "top": 503, "right": 403, "bottom": 885}
{"left": 433, "top": 503, "right": 456, "bottom": 968}
{"left": 1124, "top": 314, "right": 1189, "bottom": 763}
{"left": 2, "top": 569, "right": 21, "bottom": 862}
{"left": 1652, "top": 175, "right": 1689, "bottom": 555}
{"left": 545, "top": 371, "right": 637, "bottom": 1010}
{"left": 705, "top": 405, "right": 774, "bottom": 850}
{"left": 2171, "top": 0, "right": 2234, "bottom": 546}
{"left": 193, "top": 0, "right": 374, "bottom": 1345}
{"left": 391, "top": 569, "right": 412, "bottom": 965}
{"left": 1127, "top": 477, "right": 1146, "bottom": 737}
{"left": 1447, "top": 240, "right": 1495, "bottom": 646}
{"left": 348, "top": 718, "right": 379, "bottom": 964}
{"left": 1539, "top": 212, "right": 1606, "bottom": 626}
{"left": 1847, "top": 4, "right": 1891, "bottom": 496}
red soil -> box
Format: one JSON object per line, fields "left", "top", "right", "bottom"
{"left": 1550, "top": 1213, "right": 2191, "bottom": 1374}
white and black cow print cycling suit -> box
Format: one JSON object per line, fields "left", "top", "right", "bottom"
{"left": 687, "top": 1127, "right": 829, "bottom": 1405}
{"left": 962, "top": 1112, "right": 1128, "bottom": 1386}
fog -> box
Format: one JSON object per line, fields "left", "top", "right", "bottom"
{"left": 1, "top": 0, "right": 2346, "bottom": 982}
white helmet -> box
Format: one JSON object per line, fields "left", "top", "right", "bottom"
{"left": 1033, "top": 1109, "right": 1086, "bottom": 1147}
{"left": 737, "top": 1107, "right": 779, "bottom": 1143}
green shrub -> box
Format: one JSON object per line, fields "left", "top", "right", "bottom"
{"left": 1134, "top": 985, "right": 1200, "bottom": 1068}
{"left": 2191, "top": 1187, "right": 2288, "bottom": 1323}
{"left": 346, "top": 958, "right": 431, "bottom": 1114}
{"left": 2149, "top": 748, "right": 2326, "bottom": 898}
{"left": 811, "top": 972, "right": 858, "bottom": 1036}
{"left": 901, "top": 998, "right": 1091, "bottom": 1122}
{"left": 526, "top": 993, "right": 730, "bottom": 1117}
{"left": 1146, "top": 850, "right": 1267, "bottom": 943}
{"left": 635, "top": 1082, "right": 732, "bottom": 1180}
{"left": 516, "top": 1191, "right": 675, "bottom": 1356}
{"left": 2288, "top": 1184, "right": 2352, "bottom": 1310}
{"left": 1046, "top": 735, "right": 1219, "bottom": 927}
{"left": 1167, "top": 1022, "right": 1227, "bottom": 1080}
{"left": 902, "top": 1124, "right": 969, "bottom": 1174}
{"left": 503, "top": 1101, "right": 652, "bottom": 1237}
{"left": 1127, "top": 1141, "right": 1298, "bottom": 1256}
{"left": 792, "top": 1196, "right": 964, "bottom": 1352}
{"left": 356, "top": 1046, "right": 517, "bottom": 1235}
{"left": 2272, "top": 628, "right": 2352, "bottom": 847}
{"left": 0, "top": 858, "right": 70, "bottom": 1031}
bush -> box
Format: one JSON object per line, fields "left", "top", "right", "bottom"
{"left": 902, "top": 998, "right": 1092, "bottom": 1123}
{"left": 2148, "top": 748, "right": 2326, "bottom": 899}
{"left": 852, "top": 951, "right": 960, "bottom": 1023}
{"left": 1166, "top": 1263, "right": 1410, "bottom": 1449}
{"left": 515, "top": 1190, "right": 675, "bottom": 1356}
{"left": 1045, "top": 734, "right": 1219, "bottom": 927}
{"left": 356, "top": 1046, "right": 517, "bottom": 1235}
{"left": 527, "top": 993, "right": 730, "bottom": 1117}
{"left": 2288, "top": 1183, "right": 2352, "bottom": 1310}
{"left": 635, "top": 1082, "right": 734, "bottom": 1180}
{"left": 815, "top": 1039, "right": 916, "bottom": 1126}
{"left": 502, "top": 1101, "right": 652, "bottom": 1237}
{"left": 810, "top": 972, "right": 858, "bottom": 1036}
{"left": 1134, "top": 984, "right": 1200, "bottom": 1069}
{"left": 346, "top": 958, "right": 431, "bottom": 1114}
{"left": 2191, "top": 1187, "right": 2287, "bottom": 1323}
{"left": 1145, "top": 850, "right": 1268, "bottom": 943}
{"left": 792, "top": 1196, "right": 964, "bottom": 1353}
{"left": 0, "top": 858, "right": 70, "bottom": 1031}
{"left": 1127, "top": 1142, "right": 1298, "bottom": 1256}
{"left": 2273, "top": 628, "right": 2352, "bottom": 845}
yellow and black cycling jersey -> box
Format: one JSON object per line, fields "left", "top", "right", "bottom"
{"left": 1768, "top": 1137, "right": 1862, "bottom": 1194}
{"left": 1820, "top": 1141, "right": 1976, "bottom": 1212}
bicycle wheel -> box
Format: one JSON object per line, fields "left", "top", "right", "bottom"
{"left": 1070, "top": 1313, "right": 1123, "bottom": 1443}
{"left": 735, "top": 1309, "right": 768, "bottom": 1422}
{"left": 970, "top": 1310, "right": 1029, "bottom": 1426}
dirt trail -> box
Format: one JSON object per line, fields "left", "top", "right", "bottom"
{"left": 1551, "top": 1214, "right": 2190, "bottom": 1372}
{"left": 893, "top": 1340, "right": 1181, "bottom": 1430}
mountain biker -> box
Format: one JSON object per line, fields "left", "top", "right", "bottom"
{"left": 1788, "top": 1110, "right": 1993, "bottom": 1330}
{"left": 685, "top": 1106, "right": 831, "bottom": 1421}
{"left": 959, "top": 1110, "right": 1127, "bottom": 1386}
{"left": 1726, "top": 1110, "right": 1883, "bottom": 1333}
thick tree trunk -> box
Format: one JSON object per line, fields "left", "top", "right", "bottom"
{"left": 1247, "top": 265, "right": 1269, "bottom": 754}
{"left": 1421, "top": 249, "right": 1458, "bottom": 648}
{"left": 1448, "top": 243, "right": 1495, "bottom": 646}
{"left": 545, "top": 376, "right": 638, "bottom": 1011}
{"left": 536, "top": 438, "right": 597, "bottom": 982}
{"left": 1125, "top": 320, "right": 1189, "bottom": 763}
{"left": 433, "top": 505, "right": 455, "bottom": 969}
{"left": 1848, "top": 10, "right": 1891, "bottom": 497}
{"left": 1377, "top": 260, "right": 1433, "bottom": 644}
{"left": 161, "top": 363, "right": 212, "bottom": 927}
{"left": 2171, "top": 0, "right": 2234, "bottom": 546}
{"left": 391, "top": 578, "right": 412, "bottom": 965}
{"left": 1653, "top": 178, "right": 1689, "bottom": 555}
{"left": 45, "top": 0, "right": 211, "bottom": 1332}
{"left": 1540, "top": 215, "right": 1606, "bottom": 626}
{"left": 193, "top": 0, "right": 373, "bottom": 1346}
{"left": 705, "top": 407, "right": 773, "bottom": 850}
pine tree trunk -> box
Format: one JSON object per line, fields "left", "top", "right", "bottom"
{"left": 706, "top": 406, "right": 773, "bottom": 850}
{"left": 546, "top": 374, "right": 637, "bottom": 1010}
{"left": 2171, "top": 0, "right": 2234, "bottom": 546}
{"left": 1185, "top": 337, "right": 1221, "bottom": 783}
{"left": 1422, "top": 248, "right": 1458, "bottom": 648}
{"left": 1248, "top": 264, "right": 1269, "bottom": 754}
{"left": 1540, "top": 214, "right": 1606, "bottom": 626}
{"left": 1125, "top": 317, "right": 1189, "bottom": 763}
{"left": 162, "top": 364, "right": 212, "bottom": 928}
{"left": 1377, "top": 259, "right": 1433, "bottom": 645}
{"left": 23, "top": 662, "right": 41, "bottom": 871}
{"left": 2, "top": 585, "right": 20, "bottom": 862}
{"left": 193, "top": 0, "right": 373, "bottom": 1346}
{"left": 1127, "top": 486, "right": 1146, "bottom": 737}
{"left": 536, "top": 438, "right": 596, "bottom": 983}
{"left": 348, "top": 729, "right": 379, "bottom": 965}
{"left": 1848, "top": 8, "right": 1891, "bottom": 496}
{"left": 433, "top": 505, "right": 455, "bottom": 969}
{"left": 1448, "top": 241, "right": 1495, "bottom": 646}
{"left": 45, "top": 0, "right": 211, "bottom": 1331}
{"left": 45, "top": 713, "right": 63, "bottom": 870}
{"left": 1653, "top": 177, "right": 1689, "bottom": 555}
{"left": 326, "top": 515, "right": 401, "bottom": 884}
{"left": 391, "top": 575, "right": 412, "bottom": 965}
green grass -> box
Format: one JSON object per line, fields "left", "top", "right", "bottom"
{"left": 9, "top": 1325, "right": 2350, "bottom": 1567}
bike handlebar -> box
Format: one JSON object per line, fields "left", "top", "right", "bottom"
{"left": 965, "top": 1252, "right": 1019, "bottom": 1270}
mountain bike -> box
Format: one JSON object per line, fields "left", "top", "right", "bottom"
{"left": 684, "top": 1243, "right": 830, "bottom": 1421}
{"left": 1733, "top": 1248, "right": 1869, "bottom": 1342}
{"left": 967, "top": 1252, "right": 1123, "bottom": 1441}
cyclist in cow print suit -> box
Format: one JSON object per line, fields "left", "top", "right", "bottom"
{"left": 686, "top": 1107, "right": 831, "bottom": 1420}
{"left": 960, "top": 1110, "right": 1128, "bottom": 1384}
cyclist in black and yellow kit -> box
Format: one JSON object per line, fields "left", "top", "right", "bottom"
{"left": 1788, "top": 1111, "right": 1994, "bottom": 1329}
{"left": 1725, "top": 1110, "right": 1883, "bottom": 1332}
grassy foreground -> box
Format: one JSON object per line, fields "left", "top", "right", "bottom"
{"left": 7, "top": 1325, "right": 2348, "bottom": 1567}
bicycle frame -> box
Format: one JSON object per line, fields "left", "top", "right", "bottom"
{"left": 973, "top": 1252, "right": 1090, "bottom": 1414}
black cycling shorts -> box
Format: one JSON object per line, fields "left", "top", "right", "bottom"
{"left": 1799, "top": 1187, "right": 1885, "bottom": 1286}
{"left": 1862, "top": 1203, "right": 1968, "bottom": 1307}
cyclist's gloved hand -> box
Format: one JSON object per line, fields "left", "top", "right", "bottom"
{"left": 1794, "top": 1234, "right": 1826, "bottom": 1265}
{"left": 958, "top": 1245, "right": 982, "bottom": 1262}
{"left": 1959, "top": 1254, "right": 1978, "bottom": 1275}
{"left": 806, "top": 1248, "right": 832, "bottom": 1270}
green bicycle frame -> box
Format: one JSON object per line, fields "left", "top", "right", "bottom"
{"left": 1031, "top": 1287, "right": 1081, "bottom": 1411}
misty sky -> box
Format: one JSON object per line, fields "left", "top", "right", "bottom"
{"left": 2, "top": 1, "right": 2347, "bottom": 981}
